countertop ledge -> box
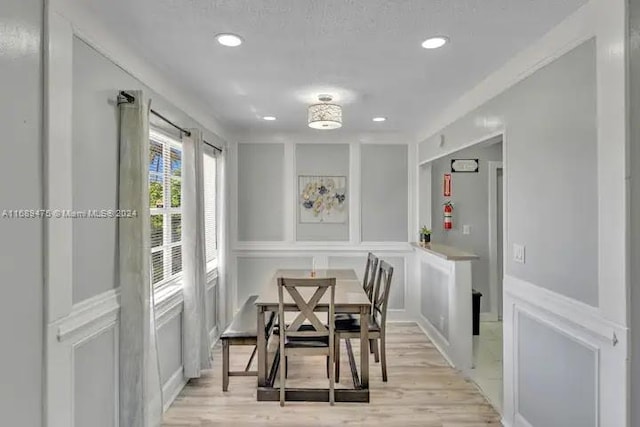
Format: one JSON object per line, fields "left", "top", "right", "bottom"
{"left": 411, "top": 242, "right": 479, "bottom": 261}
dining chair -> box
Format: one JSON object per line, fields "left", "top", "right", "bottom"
{"left": 335, "top": 260, "right": 394, "bottom": 382}
{"left": 362, "top": 252, "right": 379, "bottom": 300}
{"left": 334, "top": 252, "right": 378, "bottom": 328}
{"left": 278, "top": 277, "right": 336, "bottom": 406}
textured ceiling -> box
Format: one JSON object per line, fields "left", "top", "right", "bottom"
{"left": 80, "top": 0, "right": 587, "bottom": 139}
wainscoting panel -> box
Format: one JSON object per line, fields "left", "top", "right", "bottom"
{"left": 48, "top": 289, "right": 119, "bottom": 427}
{"left": 73, "top": 327, "right": 118, "bottom": 427}
{"left": 503, "top": 275, "right": 628, "bottom": 427}
{"left": 420, "top": 261, "right": 450, "bottom": 339}
{"left": 206, "top": 275, "right": 219, "bottom": 344}
{"left": 230, "top": 247, "right": 414, "bottom": 322}
{"left": 516, "top": 311, "right": 597, "bottom": 427}
{"left": 157, "top": 313, "right": 183, "bottom": 385}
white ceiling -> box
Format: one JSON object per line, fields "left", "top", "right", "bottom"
{"left": 80, "top": 0, "right": 587, "bottom": 140}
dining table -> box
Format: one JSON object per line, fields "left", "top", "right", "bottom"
{"left": 254, "top": 268, "right": 372, "bottom": 402}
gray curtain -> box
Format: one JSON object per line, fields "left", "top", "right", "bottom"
{"left": 118, "top": 90, "right": 162, "bottom": 427}
{"left": 216, "top": 146, "right": 229, "bottom": 327}
{"left": 182, "top": 128, "right": 211, "bottom": 377}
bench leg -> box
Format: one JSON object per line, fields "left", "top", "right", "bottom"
{"left": 222, "top": 339, "right": 230, "bottom": 391}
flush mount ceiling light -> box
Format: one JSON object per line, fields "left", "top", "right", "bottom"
{"left": 263, "top": 116, "right": 277, "bottom": 121}
{"left": 308, "top": 95, "right": 342, "bottom": 130}
{"left": 372, "top": 117, "right": 386, "bottom": 122}
{"left": 216, "top": 33, "right": 243, "bottom": 47}
{"left": 421, "top": 36, "right": 448, "bottom": 49}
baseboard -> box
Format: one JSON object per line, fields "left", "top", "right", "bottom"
{"left": 416, "top": 315, "right": 455, "bottom": 368}
{"left": 514, "top": 413, "right": 533, "bottom": 427}
{"left": 162, "top": 366, "right": 187, "bottom": 413}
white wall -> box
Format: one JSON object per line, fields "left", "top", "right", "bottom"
{"left": 361, "top": 145, "right": 409, "bottom": 242}
{"left": 0, "top": 1, "right": 44, "bottom": 425}
{"left": 45, "top": 4, "right": 229, "bottom": 424}
{"left": 296, "top": 144, "right": 350, "bottom": 241}
{"left": 416, "top": 1, "right": 630, "bottom": 424}
{"left": 630, "top": 0, "right": 640, "bottom": 424}
{"left": 421, "top": 40, "right": 598, "bottom": 306}
{"left": 237, "top": 143, "right": 285, "bottom": 241}
{"left": 230, "top": 140, "right": 415, "bottom": 320}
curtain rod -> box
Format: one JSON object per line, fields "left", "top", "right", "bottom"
{"left": 119, "top": 91, "right": 223, "bottom": 153}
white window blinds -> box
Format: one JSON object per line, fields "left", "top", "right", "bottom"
{"left": 149, "top": 129, "right": 183, "bottom": 286}
{"left": 203, "top": 147, "right": 217, "bottom": 263}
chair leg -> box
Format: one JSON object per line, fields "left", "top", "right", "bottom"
{"left": 380, "top": 334, "right": 388, "bottom": 382}
{"left": 334, "top": 335, "right": 341, "bottom": 383}
{"left": 326, "top": 356, "right": 330, "bottom": 378}
{"left": 280, "top": 346, "right": 286, "bottom": 406}
{"left": 222, "top": 339, "right": 229, "bottom": 392}
{"left": 329, "top": 341, "right": 335, "bottom": 405}
{"left": 370, "top": 339, "right": 379, "bottom": 363}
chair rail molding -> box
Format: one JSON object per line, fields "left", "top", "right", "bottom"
{"left": 56, "top": 289, "right": 119, "bottom": 343}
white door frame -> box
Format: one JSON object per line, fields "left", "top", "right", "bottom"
{"left": 487, "top": 161, "right": 504, "bottom": 322}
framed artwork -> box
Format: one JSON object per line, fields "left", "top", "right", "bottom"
{"left": 298, "top": 175, "right": 347, "bottom": 223}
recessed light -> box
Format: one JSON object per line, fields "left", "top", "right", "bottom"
{"left": 422, "top": 36, "right": 448, "bottom": 49}
{"left": 263, "top": 116, "right": 277, "bottom": 121}
{"left": 372, "top": 117, "right": 386, "bottom": 122}
{"left": 216, "top": 33, "right": 243, "bottom": 47}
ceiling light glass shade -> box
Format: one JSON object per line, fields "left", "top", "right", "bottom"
{"left": 308, "top": 103, "right": 342, "bottom": 129}
{"left": 216, "top": 33, "right": 243, "bottom": 47}
{"left": 422, "top": 36, "right": 448, "bottom": 49}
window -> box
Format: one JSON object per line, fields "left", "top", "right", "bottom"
{"left": 203, "top": 147, "right": 217, "bottom": 266}
{"left": 149, "top": 130, "right": 183, "bottom": 286}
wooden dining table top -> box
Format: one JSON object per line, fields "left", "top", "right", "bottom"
{"left": 254, "top": 269, "right": 371, "bottom": 309}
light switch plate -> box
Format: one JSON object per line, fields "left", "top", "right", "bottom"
{"left": 513, "top": 244, "right": 526, "bottom": 264}
{"left": 463, "top": 225, "right": 471, "bottom": 235}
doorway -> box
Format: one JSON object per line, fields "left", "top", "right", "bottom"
{"left": 471, "top": 159, "right": 504, "bottom": 413}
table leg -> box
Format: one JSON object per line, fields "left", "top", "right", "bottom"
{"left": 257, "top": 306, "right": 267, "bottom": 387}
{"left": 360, "top": 306, "right": 369, "bottom": 389}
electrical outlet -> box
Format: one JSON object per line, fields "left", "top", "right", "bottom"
{"left": 463, "top": 225, "right": 471, "bottom": 235}
{"left": 513, "top": 244, "right": 526, "bottom": 264}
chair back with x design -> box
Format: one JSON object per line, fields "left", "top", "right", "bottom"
{"left": 277, "top": 277, "right": 336, "bottom": 406}
{"left": 372, "top": 261, "right": 394, "bottom": 329}
{"left": 362, "top": 253, "right": 379, "bottom": 302}
{"left": 278, "top": 277, "right": 336, "bottom": 339}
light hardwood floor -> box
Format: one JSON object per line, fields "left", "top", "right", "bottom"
{"left": 163, "top": 323, "right": 501, "bottom": 427}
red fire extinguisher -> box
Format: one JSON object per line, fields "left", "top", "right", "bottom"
{"left": 443, "top": 201, "right": 453, "bottom": 230}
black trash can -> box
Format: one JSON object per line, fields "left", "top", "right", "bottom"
{"left": 472, "top": 290, "right": 482, "bottom": 336}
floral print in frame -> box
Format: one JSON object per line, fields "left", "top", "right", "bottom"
{"left": 298, "top": 175, "right": 347, "bottom": 223}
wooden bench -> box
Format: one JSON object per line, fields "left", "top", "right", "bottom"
{"left": 221, "top": 295, "right": 275, "bottom": 391}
